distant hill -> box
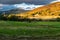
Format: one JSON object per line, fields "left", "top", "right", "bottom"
{"left": 14, "top": 2, "right": 60, "bottom": 20}
{"left": 0, "top": 8, "right": 29, "bottom": 15}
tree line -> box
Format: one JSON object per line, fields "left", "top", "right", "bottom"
{"left": 0, "top": 14, "right": 60, "bottom": 22}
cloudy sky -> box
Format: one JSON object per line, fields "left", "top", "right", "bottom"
{"left": 0, "top": 0, "right": 60, "bottom": 11}
{"left": 0, "top": 0, "right": 57, "bottom": 5}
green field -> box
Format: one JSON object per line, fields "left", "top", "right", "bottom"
{"left": 0, "top": 20, "right": 60, "bottom": 37}
{"left": 0, "top": 21, "right": 60, "bottom": 40}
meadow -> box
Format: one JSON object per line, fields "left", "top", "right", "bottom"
{"left": 0, "top": 21, "right": 60, "bottom": 40}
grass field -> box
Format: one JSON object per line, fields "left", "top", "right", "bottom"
{"left": 0, "top": 21, "right": 60, "bottom": 40}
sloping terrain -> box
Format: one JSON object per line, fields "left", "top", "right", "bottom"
{"left": 14, "top": 2, "right": 60, "bottom": 20}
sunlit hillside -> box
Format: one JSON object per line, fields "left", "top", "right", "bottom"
{"left": 7, "top": 2, "right": 60, "bottom": 20}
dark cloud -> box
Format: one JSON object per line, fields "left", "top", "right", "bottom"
{"left": 0, "top": 0, "right": 55, "bottom": 5}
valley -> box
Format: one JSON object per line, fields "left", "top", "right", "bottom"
{"left": 0, "top": 2, "right": 60, "bottom": 40}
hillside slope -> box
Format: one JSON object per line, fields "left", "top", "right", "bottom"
{"left": 9, "top": 2, "right": 60, "bottom": 20}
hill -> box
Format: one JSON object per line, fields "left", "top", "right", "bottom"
{"left": 13, "top": 2, "right": 60, "bottom": 20}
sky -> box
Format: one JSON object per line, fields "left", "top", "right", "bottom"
{"left": 0, "top": 0, "right": 57, "bottom": 5}
{"left": 0, "top": 0, "right": 60, "bottom": 11}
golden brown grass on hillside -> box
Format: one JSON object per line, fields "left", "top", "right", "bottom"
{"left": 8, "top": 2, "right": 60, "bottom": 20}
